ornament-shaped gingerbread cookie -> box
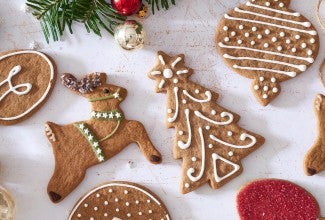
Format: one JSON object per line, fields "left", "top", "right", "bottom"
{"left": 215, "top": 0, "right": 319, "bottom": 106}
{"left": 148, "top": 51, "right": 264, "bottom": 194}
{"left": 304, "top": 94, "right": 325, "bottom": 176}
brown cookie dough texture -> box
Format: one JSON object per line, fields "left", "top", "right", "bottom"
{"left": 148, "top": 51, "right": 265, "bottom": 194}
{"left": 68, "top": 181, "right": 171, "bottom": 220}
{"left": 0, "top": 50, "right": 56, "bottom": 125}
{"left": 46, "top": 73, "right": 162, "bottom": 203}
{"left": 215, "top": 0, "right": 319, "bottom": 106}
{"left": 304, "top": 94, "right": 325, "bottom": 176}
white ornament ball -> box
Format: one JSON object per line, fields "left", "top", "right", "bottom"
{"left": 114, "top": 20, "right": 145, "bottom": 50}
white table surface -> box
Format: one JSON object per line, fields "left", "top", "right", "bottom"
{"left": 1, "top": 0, "right": 325, "bottom": 219}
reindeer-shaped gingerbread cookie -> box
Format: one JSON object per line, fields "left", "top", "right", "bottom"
{"left": 148, "top": 51, "right": 264, "bottom": 194}
{"left": 216, "top": 0, "right": 319, "bottom": 106}
{"left": 45, "top": 73, "right": 162, "bottom": 203}
{"left": 304, "top": 94, "right": 325, "bottom": 176}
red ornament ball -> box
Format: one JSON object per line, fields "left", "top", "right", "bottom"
{"left": 111, "top": 0, "right": 142, "bottom": 16}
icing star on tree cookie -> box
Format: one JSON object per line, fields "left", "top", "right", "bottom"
{"left": 148, "top": 51, "right": 265, "bottom": 194}
{"left": 215, "top": 0, "right": 319, "bottom": 106}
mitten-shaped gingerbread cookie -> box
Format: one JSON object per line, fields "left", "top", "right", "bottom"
{"left": 304, "top": 94, "right": 325, "bottom": 176}
{"left": 148, "top": 51, "right": 264, "bottom": 194}
{"left": 216, "top": 0, "right": 319, "bottom": 106}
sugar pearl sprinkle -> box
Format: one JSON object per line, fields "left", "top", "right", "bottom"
{"left": 307, "top": 50, "right": 313, "bottom": 55}
{"left": 310, "top": 38, "right": 316, "bottom": 44}
{"left": 263, "top": 86, "right": 269, "bottom": 91}
{"left": 291, "top": 48, "right": 297, "bottom": 53}
{"left": 254, "top": 85, "right": 259, "bottom": 90}
{"left": 252, "top": 27, "right": 257, "bottom": 31}
{"left": 277, "top": 46, "right": 282, "bottom": 51}
{"left": 295, "top": 35, "right": 301, "bottom": 40}
{"left": 259, "top": 76, "right": 264, "bottom": 82}
{"left": 224, "top": 37, "right": 230, "bottom": 42}
{"left": 262, "top": 94, "right": 268, "bottom": 99}
{"left": 271, "top": 77, "right": 276, "bottom": 83}
{"left": 301, "top": 43, "right": 307, "bottom": 48}
{"left": 192, "top": 157, "right": 197, "bottom": 162}
{"left": 272, "top": 37, "right": 277, "bottom": 42}
{"left": 264, "top": 43, "right": 269, "bottom": 48}
{"left": 231, "top": 31, "right": 236, "bottom": 36}
{"left": 245, "top": 32, "right": 250, "bottom": 37}
{"left": 223, "top": 26, "right": 228, "bottom": 31}
{"left": 185, "top": 183, "right": 190, "bottom": 188}
{"left": 124, "top": 190, "right": 128, "bottom": 194}
{"left": 239, "top": 25, "right": 244, "bottom": 30}
{"left": 167, "top": 109, "right": 172, "bottom": 113}
{"left": 228, "top": 151, "right": 234, "bottom": 157}
{"left": 211, "top": 110, "right": 216, "bottom": 115}
{"left": 96, "top": 193, "right": 100, "bottom": 198}
{"left": 279, "top": 2, "right": 284, "bottom": 7}
{"left": 265, "top": 2, "right": 270, "bottom": 6}
{"left": 280, "top": 32, "right": 285, "bottom": 37}
{"left": 227, "top": 131, "right": 233, "bottom": 136}
{"left": 257, "top": 34, "right": 262, "bottom": 39}
{"left": 251, "top": 41, "right": 255, "bottom": 46}
{"left": 272, "top": 87, "right": 278, "bottom": 93}
{"left": 237, "top": 40, "right": 243, "bottom": 44}
{"left": 208, "top": 144, "right": 213, "bottom": 148}
{"left": 265, "top": 29, "right": 270, "bottom": 35}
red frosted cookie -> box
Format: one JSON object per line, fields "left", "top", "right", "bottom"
{"left": 237, "top": 179, "right": 324, "bottom": 220}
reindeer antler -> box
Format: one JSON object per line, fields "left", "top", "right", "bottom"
{"left": 61, "top": 73, "right": 103, "bottom": 93}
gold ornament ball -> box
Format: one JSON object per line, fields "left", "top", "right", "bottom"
{"left": 114, "top": 20, "right": 145, "bottom": 50}
{"left": 0, "top": 186, "right": 15, "bottom": 220}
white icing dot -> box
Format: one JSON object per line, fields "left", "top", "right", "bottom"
{"left": 208, "top": 144, "right": 213, "bottom": 148}
{"left": 295, "top": 35, "right": 301, "bottom": 39}
{"left": 228, "top": 151, "right": 234, "bottom": 157}
{"left": 277, "top": 46, "right": 282, "bottom": 51}
{"left": 307, "top": 50, "right": 313, "bottom": 55}
{"left": 115, "top": 198, "right": 119, "bottom": 202}
{"left": 227, "top": 131, "right": 233, "bottom": 136}
{"left": 96, "top": 193, "right": 100, "bottom": 198}
{"left": 205, "top": 125, "right": 210, "bottom": 130}
{"left": 259, "top": 76, "right": 264, "bottom": 81}
{"left": 272, "top": 87, "right": 278, "bottom": 93}
{"left": 77, "top": 214, "right": 81, "bottom": 218}
{"left": 264, "top": 43, "right": 269, "bottom": 48}
{"left": 127, "top": 213, "right": 131, "bottom": 217}
{"left": 310, "top": 38, "right": 315, "bottom": 44}
{"left": 252, "top": 26, "right": 257, "bottom": 32}
{"left": 149, "top": 210, "right": 153, "bottom": 214}
{"left": 286, "top": 39, "right": 291, "bottom": 44}
{"left": 224, "top": 37, "right": 230, "bottom": 42}
{"left": 245, "top": 32, "right": 250, "bottom": 37}
{"left": 271, "top": 77, "right": 276, "bottom": 83}
{"left": 167, "top": 109, "right": 172, "bottom": 113}
{"left": 262, "top": 94, "right": 268, "bottom": 99}
{"left": 191, "top": 157, "right": 197, "bottom": 162}
{"left": 185, "top": 183, "right": 190, "bottom": 188}
{"left": 279, "top": 2, "right": 284, "bottom": 7}
{"left": 84, "top": 203, "right": 88, "bottom": 207}
{"left": 108, "top": 189, "right": 113, "bottom": 193}
{"left": 280, "top": 32, "right": 285, "bottom": 37}
{"left": 265, "top": 2, "right": 270, "bottom": 6}
{"left": 272, "top": 37, "right": 277, "bottom": 42}
{"left": 301, "top": 43, "right": 307, "bottom": 48}
{"left": 265, "top": 29, "right": 270, "bottom": 35}
{"left": 237, "top": 40, "right": 242, "bottom": 44}
{"left": 239, "top": 25, "right": 244, "bottom": 30}
{"left": 291, "top": 48, "right": 297, "bottom": 52}
{"left": 135, "top": 200, "right": 139, "bottom": 204}
{"left": 251, "top": 41, "right": 256, "bottom": 46}
{"left": 254, "top": 85, "right": 259, "bottom": 90}
{"left": 173, "top": 78, "right": 178, "bottom": 84}
{"left": 179, "top": 130, "right": 184, "bottom": 135}
{"left": 257, "top": 34, "right": 262, "bottom": 39}
{"left": 138, "top": 212, "right": 143, "bottom": 216}
{"left": 211, "top": 110, "right": 216, "bottom": 115}
{"left": 104, "top": 201, "right": 108, "bottom": 205}
{"left": 116, "top": 208, "right": 120, "bottom": 212}
{"left": 182, "top": 99, "right": 187, "bottom": 104}
{"left": 126, "top": 202, "right": 130, "bottom": 206}
{"left": 231, "top": 31, "right": 236, "bottom": 36}
{"left": 94, "top": 207, "right": 98, "bottom": 211}
{"left": 195, "top": 89, "right": 199, "bottom": 94}
{"left": 147, "top": 199, "right": 151, "bottom": 203}
{"left": 223, "top": 26, "right": 229, "bottom": 31}
{"left": 263, "top": 86, "right": 269, "bottom": 91}
{"left": 104, "top": 213, "right": 108, "bottom": 217}
{"left": 90, "top": 218, "right": 94, "bottom": 220}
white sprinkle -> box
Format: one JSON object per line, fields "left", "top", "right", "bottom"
{"left": 310, "top": 38, "right": 315, "bottom": 44}
{"left": 147, "top": 199, "right": 151, "bottom": 203}
{"left": 228, "top": 151, "right": 234, "bottom": 157}
{"left": 265, "top": 2, "right": 270, "bottom": 6}
{"left": 227, "top": 131, "right": 233, "bottom": 136}
{"left": 138, "top": 212, "right": 142, "bottom": 215}
{"left": 109, "top": 189, "right": 113, "bottom": 193}
{"left": 262, "top": 94, "right": 268, "bottom": 99}
{"left": 205, "top": 125, "right": 210, "bottom": 130}
{"left": 167, "top": 109, "right": 172, "bottom": 113}
{"left": 195, "top": 89, "right": 199, "bottom": 94}
{"left": 272, "top": 37, "right": 277, "bottom": 42}
{"left": 237, "top": 40, "right": 242, "bottom": 44}
{"left": 277, "top": 46, "right": 282, "bottom": 51}
{"left": 126, "top": 202, "right": 130, "bottom": 206}
{"left": 257, "top": 34, "right": 262, "bottom": 39}
{"left": 252, "top": 26, "right": 257, "bottom": 31}
{"left": 104, "top": 213, "right": 108, "bottom": 217}
{"left": 286, "top": 39, "right": 291, "bottom": 44}
{"left": 239, "top": 25, "right": 244, "bottom": 29}
{"left": 251, "top": 41, "right": 255, "bottom": 45}
{"left": 208, "top": 144, "right": 213, "bottom": 148}
{"left": 254, "top": 85, "right": 259, "bottom": 90}
{"left": 173, "top": 78, "right": 178, "bottom": 84}
{"left": 104, "top": 201, "right": 108, "bottom": 205}
{"left": 90, "top": 218, "right": 94, "bottom": 220}
{"left": 224, "top": 37, "right": 230, "bottom": 42}
{"left": 259, "top": 76, "right": 264, "bottom": 82}
{"left": 179, "top": 131, "right": 184, "bottom": 135}
{"left": 231, "top": 31, "right": 236, "bottom": 36}
{"left": 295, "top": 35, "right": 301, "bottom": 40}
{"left": 245, "top": 32, "right": 250, "bottom": 37}
{"left": 301, "top": 43, "right": 307, "bottom": 48}
{"left": 116, "top": 208, "right": 120, "bottom": 212}
{"left": 136, "top": 200, "right": 139, "bottom": 204}
{"left": 279, "top": 2, "right": 284, "bottom": 7}
{"left": 94, "top": 207, "right": 98, "bottom": 211}
{"left": 115, "top": 198, "right": 119, "bottom": 202}
{"left": 271, "top": 77, "right": 276, "bottom": 83}
{"left": 124, "top": 190, "right": 128, "bottom": 194}
{"left": 223, "top": 26, "right": 228, "bottom": 31}
{"left": 127, "top": 213, "right": 131, "bottom": 217}
{"left": 96, "top": 193, "right": 100, "bottom": 198}
{"left": 263, "top": 86, "right": 269, "bottom": 91}
{"left": 265, "top": 29, "right": 270, "bottom": 35}
{"left": 185, "top": 183, "right": 190, "bottom": 188}
{"left": 84, "top": 203, "right": 88, "bottom": 207}
{"left": 307, "top": 50, "right": 313, "bottom": 55}
{"left": 182, "top": 99, "right": 187, "bottom": 104}
{"left": 264, "top": 43, "right": 269, "bottom": 48}
{"left": 149, "top": 210, "right": 153, "bottom": 214}
{"left": 77, "top": 214, "right": 81, "bottom": 218}
{"left": 291, "top": 48, "right": 297, "bottom": 52}
{"left": 192, "top": 157, "right": 197, "bottom": 161}
{"left": 211, "top": 110, "right": 216, "bottom": 115}
{"left": 272, "top": 87, "right": 278, "bottom": 93}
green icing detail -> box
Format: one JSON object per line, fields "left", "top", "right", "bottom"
{"left": 91, "top": 110, "right": 123, "bottom": 121}
{"left": 74, "top": 123, "right": 106, "bottom": 162}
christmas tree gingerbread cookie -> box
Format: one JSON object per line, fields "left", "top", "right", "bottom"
{"left": 215, "top": 0, "right": 319, "bottom": 106}
{"left": 304, "top": 94, "right": 325, "bottom": 176}
{"left": 237, "top": 179, "right": 325, "bottom": 220}
{"left": 148, "top": 51, "right": 265, "bottom": 194}
{"left": 46, "top": 73, "right": 162, "bottom": 203}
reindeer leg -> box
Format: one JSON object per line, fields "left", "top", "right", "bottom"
{"left": 125, "top": 120, "right": 162, "bottom": 164}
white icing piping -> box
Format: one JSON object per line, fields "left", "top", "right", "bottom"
{"left": 68, "top": 182, "right": 163, "bottom": 220}
{"left": 177, "top": 109, "right": 192, "bottom": 149}
{"left": 187, "top": 127, "right": 205, "bottom": 182}
{"left": 0, "top": 51, "right": 54, "bottom": 121}
{"left": 158, "top": 79, "right": 166, "bottom": 89}
{"left": 151, "top": 71, "right": 162, "bottom": 75}
{"left": 224, "top": 54, "right": 306, "bottom": 71}
{"left": 45, "top": 124, "right": 56, "bottom": 142}
{"left": 246, "top": 1, "right": 301, "bottom": 17}
{"left": 233, "top": 65, "right": 296, "bottom": 77}
{"left": 212, "top": 153, "right": 240, "bottom": 183}
{"left": 176, "top": 69, "right": 189, "bottom": 75}
{"left": 194, "top": 111, "right": 233, "bottom": 125}
{"left": 158, "top": 55, "right": 166, "bottom": 65}
{"left": 171, "top": 57, "right": 182, "bottom": 68}
{"left": 209, "top": 133, "right": 257, "bottom": 149}
{"left": 224, "top": 14, "right": 317, "bottom": 35}
{"left": 218, "top": 42, "right": 314, "bottom": 63}
{"left": 234, "top": 7, "right": 311, "bottom": 27}
{"left": 183, "top": 90, "right": 212, "bottom": 103}
{"left": 167, "top": 87, "right": 179, "bottom": 123}
{"left": 166, "top": 214, "right": 171, "bottom": 220}
{"left": 0, "top": 65, "right": 32, "bottom": 101}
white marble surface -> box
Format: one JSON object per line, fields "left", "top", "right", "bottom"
{"left": 0, "top": 0, "right": 325, "bottom": 219}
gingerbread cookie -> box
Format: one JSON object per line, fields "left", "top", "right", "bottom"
{"left": 304, "top": 94, "right": 325, "bottom": 176}
{"left": 68, "top": 181, "right": 171, "bottom": 220}
{"left": 46, "top": 73, "right": 162, "bottom": 203}
{"left": 148, "top": 51, "right": 265, "bottom": 194}
{"left": 0, "top": 50, "right": 56, "bottom": 125}
{"left": 215, "top": 0, "right": 319, "bottom": 106}
{"left": 237, "top": 179, "right": 324, "bottom": 220}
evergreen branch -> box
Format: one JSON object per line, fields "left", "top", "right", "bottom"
{"left": 145, "top": 0, "right": 176, "bottom": 14}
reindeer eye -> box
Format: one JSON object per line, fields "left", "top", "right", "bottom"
{"left": 103, "top": 89, "right": 110, "bottom": 94}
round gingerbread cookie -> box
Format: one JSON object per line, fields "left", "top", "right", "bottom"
{"left": 215, "top": 0, "right": 319, "bottom": 106}
{"left": 0, "top": 50, "right": 56, "bottom": 125}
{"left": 68, "top": 181, "right": 171, "bottom": 220}
{"left": 237, "top": 179, "right": 324, "bottom": 220}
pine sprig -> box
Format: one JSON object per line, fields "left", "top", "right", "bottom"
{"left": 26, "top": 0, "right": 177, "bottom": 43}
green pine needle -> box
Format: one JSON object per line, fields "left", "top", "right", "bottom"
{"left": 26, "top": 0, "right": 177, "bottom": 43}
